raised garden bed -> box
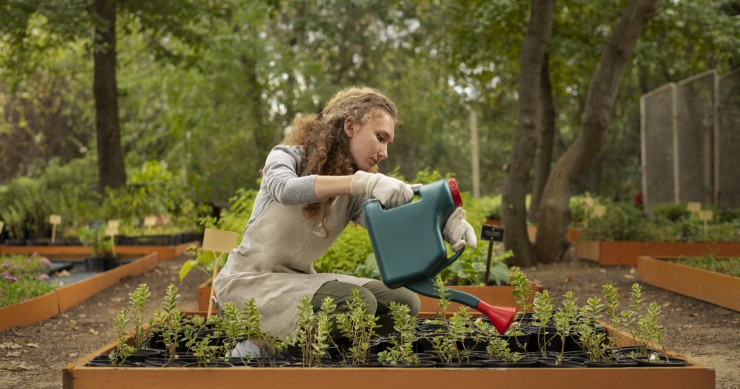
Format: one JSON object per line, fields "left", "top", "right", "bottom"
{"left": 575, "top": 240, "right": 740, "bottom": 266}
{"left": 0, "top": 252, "right": 159, "bottom": 331}
{"left": 637, "top": 256, "right": 739, "bottom": 312}
{"left": 62, "top": 318, "right": 714, "bottom": 389}
{"left": 0, "top": 240, "right": 195, "bottom": 261}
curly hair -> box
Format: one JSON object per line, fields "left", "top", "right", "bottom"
{"left": 282, "top": 86, "right": 398, "bottom": 236}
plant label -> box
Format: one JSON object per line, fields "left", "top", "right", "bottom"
{"left": 582, "top": 197, "right": 594, "bottom": 209}
{"left": 0, "top": 221, "right": 4, "bottom": 234}
{"left": 480, "top": 225, "right": 505, "bottom": 242}
{"left": 593, "top": 205, "right": 606, "bottom": 218}
{"left": 144, "top": 215, "right": 157, "bottom": 227}
{"left": 698, "top": 210, "right": 713, "bottom": 221}
{"left": 687, "top": 202, "right": 701, "bottom": 212}
{"left": 105, "top": 225, "right": 118, "bottom": 236}
{"left": 49, "top": 214, "right": 62, "bottom": 225}
{"left": 202, "top": 228, "right": 238, "bottom": 253}
{"left": 107, "top": 219, "right": 120, "bottom": 230}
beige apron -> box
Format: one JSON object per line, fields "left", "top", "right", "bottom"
{"left": 213, "top": 196, "right": 372, "bottom": 336}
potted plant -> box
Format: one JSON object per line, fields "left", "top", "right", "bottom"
{"left": 78, "top": 224, "right": 116, "bottom": 272}
{"left": 285, "top": 295, "right": 337, "bottom": 367}
{"left": 423, "top": 276, "right": 480, "bottom": 366}
{"left": 377, "top": 302, "right": 431, "bottom": 367}
{"left": 334, "top": 288, "right": 380, "bottom": 365}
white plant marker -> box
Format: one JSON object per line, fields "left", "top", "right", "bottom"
{"left": 107, "top": 220, "right": 120, "bottom": 257}
{"left": 582, "top": 197, "right": 594, "bottom": 210}
{"left": 144, "top": 215, "right": 157, "bottom": 229}
{"left": 49, "top": 214, "right": 62, "bottom": 244}
{"left": 0, "top": 221, "right": 4, "bottom": 235}
{"left": 687, "top": 201, "right": 701, "bottom": 213}
{"left": 202, "top": 228, "right": 238, "bottom": 318}
{"left": 698, "top": 210, "right": 713, "bottom": 238}
{"left": 593, "top": 205, "right": 606, "bottom": 218}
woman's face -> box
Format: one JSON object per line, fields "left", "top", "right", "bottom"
{"left": 345, "top": 110, "right": 395, "bottom": 172}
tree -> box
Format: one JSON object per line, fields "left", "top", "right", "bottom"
{"left": 500, "top": 0, "right": 556, "bottom": 267}
{"left": 0, "top": 0, "right": 232, "bottom": 194}
{"left": 533, "top": 0, "right": 659, "bottom": 264}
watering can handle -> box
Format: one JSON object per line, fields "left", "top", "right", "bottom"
{"left": 432, "top": 246, "right": 465, "bottom": 276}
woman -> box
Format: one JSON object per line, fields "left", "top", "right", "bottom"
{"left": 213, "top": 87, "right": 476, "bottom": 340}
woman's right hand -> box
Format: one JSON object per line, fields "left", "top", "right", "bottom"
{"left": 351, "top": 171, "right": 415, "bottom": 209}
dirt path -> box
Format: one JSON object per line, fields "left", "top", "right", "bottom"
{"left": 1, "top": 255, "right": 737, "bottom": 388}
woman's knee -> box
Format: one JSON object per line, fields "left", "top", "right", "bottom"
{"left": 313, "top": 281, "right": 378, "bottom": 315}
{"left": 363, "top": 280, "right": 420, "bottom": 315}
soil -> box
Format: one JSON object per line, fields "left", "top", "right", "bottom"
{"left": 1, "top": 254, "right": 738, "bottom": 389}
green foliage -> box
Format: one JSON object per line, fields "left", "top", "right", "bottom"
{"left": 128, "top": 284, "right": 152, "bottom": 349}
{"left": 102, "top": 160, "right": 201, "bottom": 229}
{"left": 335, "top": 288, "right": 380, "bottom": 365}
{"left": 151, "top": 284, "right": 182, "bottom": 365}
{"left": 1, "top": 254, "right": 52, "bottom": 277}
{"left": 441, "top": 246, "right": 512, "bottom": 286}
{"left": 428, "top": 276, "right": 478, "bottom": 364}
{"left": 351, "top": 254, "right": 381, "bottom": 280}
{"left": 0, "top": 158, "right": 99, "bottom": 241}
{"left": 288, "top": 295, "right": 336, "bottom": 367}
{"left": 586, "top": 201, "right": 740, "bottom": 242}
{"left": 314, "top": 224, "right": 374, "bottom": 274}
{"left": 78, "top": 225, "right": 113, "bottom": 258}
{"left": 376, "top": 301, "right": 419, "bottom": 366}
{"left": 0, "top": 254, "right": 57, "bottom": 307}
{"left": 109, "top": 309, "right": 136, "bottom": 365}
{"left": 0, "top": 272, "right": 57, "bottom": 308}
{"left": 676, "top": 256, "right": 740, "bottom": 277}
{"left": 509, "top": 266, "right": 535, "bottom": 315}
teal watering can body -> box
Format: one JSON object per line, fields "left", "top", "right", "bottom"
{"left": 364, "top": 179, "right": 463, "bottom": 289}
{"left": 364, "top": 178, "right": 516, "bottom": 334}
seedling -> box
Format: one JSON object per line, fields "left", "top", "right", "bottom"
{"left": 532, "top": 290, "right": 554, "bottom": 357}
{"left": 151, "top": 284, "right": 182, "bottom": 366}
{"left": 109, "top": 309, "right": 136, "bottom": 365}
{"left": 377, "top": 302, "right": 419, "bottom": 366}
{"left": 128, "top": 283, "right": 152, "bottom": 349}
{"left": 288, "top": 295, "right": 336, "bottom": 367}
{"left": 335, "top": 288, "right": 379, "bottom": 365}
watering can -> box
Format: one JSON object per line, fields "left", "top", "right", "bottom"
{"left": 364, "top": 178, "right": 516, "bottom": 334}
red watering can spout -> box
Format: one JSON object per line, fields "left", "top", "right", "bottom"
{"left": 476, "top": 300, "right": 516, "bottom": 334}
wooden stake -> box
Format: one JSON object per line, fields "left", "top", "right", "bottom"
{"left": 207, "top": 251, "right": 224, "bottom": 319}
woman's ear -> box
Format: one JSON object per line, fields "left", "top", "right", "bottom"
{"left": 343, "top": 117, "right": 354, "bottom": 137}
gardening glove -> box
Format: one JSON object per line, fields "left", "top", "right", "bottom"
{"left": 351, "top": 171, "right": 416, "bottom": 209}
{"left": 443, "top": 207, "right": 477, "bottom": 252}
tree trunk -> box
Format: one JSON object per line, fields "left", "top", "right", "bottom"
{"left": 241, "top": 51, "right": 269, "bottom": 163}
{"left": 91, "top": 0, "right": 126, "bottom": 195}
{"left": 535, "top": 0, "right": 659, "bottom": 263}
{"left": 530, "top": 52, "right": 556, "bottom": 222}
{"left": 502, "top": 0, "right": 555, "bottom": 267}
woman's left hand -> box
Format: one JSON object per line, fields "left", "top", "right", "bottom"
{"left": 443, "top": 208, "right": 477, "bottom": 251}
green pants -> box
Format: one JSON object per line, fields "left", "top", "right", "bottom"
{"left": 311, "top": 280, "right": 420, "bottom": 336}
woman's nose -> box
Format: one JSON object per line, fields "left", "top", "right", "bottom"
{"left": 378, "top": 144, "right": 388, "bottom": 160}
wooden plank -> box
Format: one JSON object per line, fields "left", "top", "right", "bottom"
{"left": 638, "top": 256, "right": 739, "bottom": 312}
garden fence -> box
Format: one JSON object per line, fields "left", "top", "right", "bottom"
{"left": 640, "top": 68, "right": 740, "bottom": 210}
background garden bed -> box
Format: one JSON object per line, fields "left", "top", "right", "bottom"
{"left": 637, "top": 256, "right": 739, "bottom": 312}
{"left": 0, "top": 241, "right": 195, "bottom": 261}
{"left": 575, "top": 240, "right": 740, "bottom": 266}
{"left": 0, "top": 252, "right": 159, "bottom": 331}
